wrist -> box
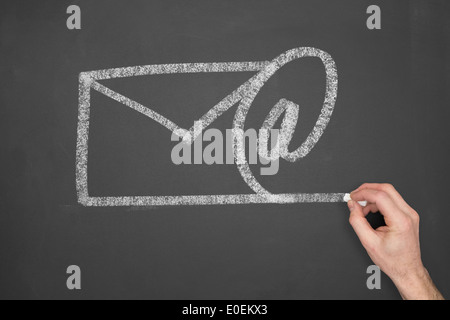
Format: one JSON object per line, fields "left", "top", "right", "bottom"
{"left": 392, "top": 266, "right": 443, "bottom": 300}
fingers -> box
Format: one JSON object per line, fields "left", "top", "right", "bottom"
{"left": 350, "top": 189, "right": 405, "bottom": 226}
{"left": 353, "top": 183, "right": 412, "bottom": 213}
{"left": 348, "top": 200, "right": 378, "bottom": 248}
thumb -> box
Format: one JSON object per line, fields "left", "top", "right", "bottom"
{"left": 348, "top": 200, "right": 377, "bottom": 248}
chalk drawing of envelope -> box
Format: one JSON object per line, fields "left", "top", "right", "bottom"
{"left": 76, "top": 47, "right": 344, "bottom": 207}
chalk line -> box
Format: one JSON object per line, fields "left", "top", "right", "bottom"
{"left": 91, "top": 81, "right": 181, "bottom": 133}
{"left": 232, "top": 47, "right": 338, "bottom": 196}
{"left": 79, "top": 193, "right": 346, "bottom": 207}
{"left": 76, "top": 47, "right": 341, "bottom": 207}
{"left": 83, "top": 61, "right": 270, "bottom": 81}
{"left": 84, "top": 62, "right": 272, "bottom": 142}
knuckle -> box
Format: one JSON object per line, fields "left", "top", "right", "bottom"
{"left": 411, "top": 210, "right": 420, "bottom": 223}
{"left": 348, "top": 214, "right": 356, "bottom": 225}
{"left": 364, "top": 241, "right": 377, "bottom": 253}
{"left": 400, "top": 216, "right": 414, "bottom": 231}
{"left": 376, "top": 190, "right": 389, "bottom": 202}
{"left": 349, "top": 214, "right": 361, "bottom": 227}
{"left": 382, "top": 183, "right": 395, "bottom": 192}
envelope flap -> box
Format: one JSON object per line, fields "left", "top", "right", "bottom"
{"left": 83, "top": 61, "right": 268, "bottom": 140}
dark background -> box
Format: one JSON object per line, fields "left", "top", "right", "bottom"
{"left": 1, "top": 0, "right": 449, "bottom": 299}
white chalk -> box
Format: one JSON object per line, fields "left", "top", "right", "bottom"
{"left": 344, "top": 193, "right": 368, "bottom": 207}
{"left": 76, "top": 48, "right": 341, "bottom": 207}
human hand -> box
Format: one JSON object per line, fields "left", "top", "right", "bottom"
{"left": 348, "top": 183, "right": 443, "bottom": 300}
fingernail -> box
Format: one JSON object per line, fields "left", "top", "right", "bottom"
{"left": 347, "top": 200, "right": 354, "bottom": 210}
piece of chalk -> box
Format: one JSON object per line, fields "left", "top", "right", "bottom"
{"left": 344, "top": 193, "right": 367, "bottom": 207}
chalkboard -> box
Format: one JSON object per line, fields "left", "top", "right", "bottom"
{"left": 1, "top": 0, "right": 449, "bottom": 299}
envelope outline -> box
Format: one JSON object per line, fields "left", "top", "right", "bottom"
{"left": 76, "top": 47, "right": 343, "bottom": 207}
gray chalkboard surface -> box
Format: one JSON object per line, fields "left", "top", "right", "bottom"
{"left": 1, "top": 0, "right": 449, "bottom": 299}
